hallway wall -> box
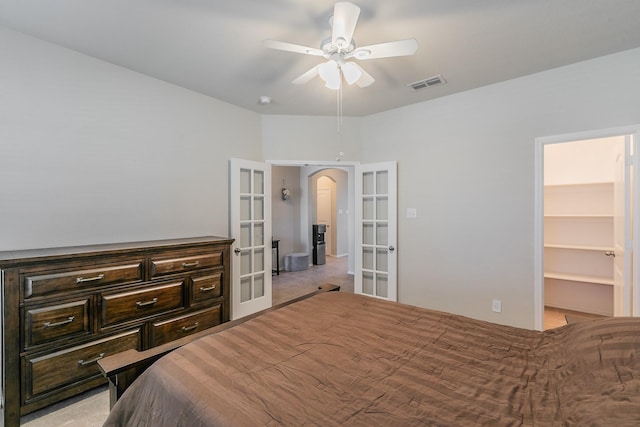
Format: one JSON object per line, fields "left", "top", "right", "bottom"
{"left": 271, "top": 166, "right": 303, "bottom": 268}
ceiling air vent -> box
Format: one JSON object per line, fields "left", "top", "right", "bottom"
{"left": 408, "top": 75, "right": 447, "bottom": 91}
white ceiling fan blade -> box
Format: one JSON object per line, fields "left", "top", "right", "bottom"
{"left": 263, "top": 39, "right": 325, "bottom": 56}
{"left": 332, "top": 2, "right": 360, "bottom": 50}
{"left": 351, "top": 39, "right": 418, "bottom": 60}
{"left": 340, "top": 62, "right": 362, "bottom": 85}
{"left": 292, "top": 65, "right": 321, "bottom": 85}
{"left": 319, "top": 61, "right": 341, "bottom": 90}
{"left": 351, "top": 63, "right": 375, "bottom": 88}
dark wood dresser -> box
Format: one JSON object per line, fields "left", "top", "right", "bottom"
{"left": 0, "top": 236, "right": 233, "bottom": 426}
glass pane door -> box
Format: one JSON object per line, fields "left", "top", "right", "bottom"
{"left": 230, "top": 159, "right": 271, "bottom": 319}
{"left": 355, "top": 162, "right": 397, "bottom": 301}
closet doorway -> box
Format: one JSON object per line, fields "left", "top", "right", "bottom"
{"left": 544, "top": 137, "right": 623, "bottom": 318}
{"left": 534, "top": 126, "right": 640, "bottom": 330}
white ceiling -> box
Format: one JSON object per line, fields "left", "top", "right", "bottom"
{"left": 2, "top": 0, "right": 639, "bottom": 116}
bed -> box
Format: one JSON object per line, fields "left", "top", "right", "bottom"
{"left": 102, "top": 291, "right": 640, "bottom": 426}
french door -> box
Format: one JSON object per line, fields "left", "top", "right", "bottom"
{"left": 229, "top": 159, "right": 272, "bottom": 319}
{"left": 355, "top": 161, "right": 398, "bottom": 301}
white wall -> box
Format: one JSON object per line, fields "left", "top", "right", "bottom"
{"left": 0, "top": 27, "right": 262, "bottom": 250}
{"left": 271, "top": 166, "right": 303, "bottom": 267}
{"left": 359, "top": 48, "right": 640, "bottom": 328}
{"left": 261, "top": 115, "right": 362, "bottom": 162}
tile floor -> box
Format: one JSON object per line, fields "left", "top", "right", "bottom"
{"left": 272, "top": 255, "right": 353, "bottom": 305}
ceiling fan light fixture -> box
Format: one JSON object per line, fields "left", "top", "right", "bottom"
{"left": 324, "top": 78, "right": 342, "bottom": 90}
{"left": 341, "top": 62, "right": 362, "bottom": 85}
{"left": 319, "top": 61, "right": 341, "bottom": 90}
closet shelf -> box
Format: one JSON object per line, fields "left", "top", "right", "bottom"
{"left": 544, "top": 182, "right": 614, "bottom": 188}
{"left": 544, "top": 244, "right": 614, "bottom": 252}
{"left": 544, "top": 214, "right": 613, "bottom": 219}
{"left": 544, "top": 272, "right": 614, "bottom": 286}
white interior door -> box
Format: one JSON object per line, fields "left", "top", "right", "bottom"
{"left": 613, "top": 137, "right": 630, "bottom": 315}
{"left": 355, "top": 161, "right": 397, "bottom": 301}
{"left": 633, "top": 133, "right": 640, "bottom": 317}
{"left": 230, "top": 159, "right": 272, "bottom": 319}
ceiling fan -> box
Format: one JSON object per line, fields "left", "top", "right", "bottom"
{"left": 264, "top": 1, "right": 418, "bottom": 90}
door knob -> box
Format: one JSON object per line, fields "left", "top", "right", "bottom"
{"left": 234, "top": 248, "right": 241, "bottom": 255}
{"left": 389, "top": 246, "right": 395, "bottom": 252}
{"left": 605, "top": 251, "right": 615, "bottom": 257}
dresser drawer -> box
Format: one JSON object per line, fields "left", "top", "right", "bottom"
{"left": 191, "top": 271, "right": 223, "bottom": 303}
{"left": 24, "top": 329, "right": 140, "bottom": 401}
{"left": 101, "top": 281, "right": 185, "bottom": 327}
{"left": 151, "top": 251, "right": 223, "bottom": 278}
{"left": 24, "top": 299, "right": 91, "bottom": 348}
{"left": 24, "top": 262, "right": 144, "bottom": 299}
{"left": 149, "top": 305, "right": 222, "bottom": 347}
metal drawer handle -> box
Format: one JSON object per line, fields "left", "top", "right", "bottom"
{"left": 76, "top": 274, "right": 105, "bottom": 284}
{"left": 43, "top": 316, "right": 75, "bottom": 328}
{"left": 181, "top": 323, "right": 199, "bottom": 333}
{"left": 78, "top": 352, "right": 105, "bottom": 367}
{"left": 136, "top": 297, "right": 159, "bottom": 308}
{"left": 182, "top": 261, "right": 200, "bottom": 268}
{"left": 200, "top": 285, "right": 217, "bottom": 292}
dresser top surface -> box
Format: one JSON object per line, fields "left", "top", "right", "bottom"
{"left": 0, "top": 236, "right": 233, "bottom": 265}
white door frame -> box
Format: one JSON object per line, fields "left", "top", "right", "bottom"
{"left": 534, "top": 125, "right": 640, "bottom": 330}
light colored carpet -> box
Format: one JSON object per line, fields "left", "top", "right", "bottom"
{"left": 20, "top": 385, "right": 109, "bottom": 427}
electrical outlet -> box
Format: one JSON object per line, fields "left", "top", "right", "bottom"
{"left": 406, "top": 208, "right": 417, "bottom": 219}
{"left": 492, "top": 299, "right": 502, "bottom": 313}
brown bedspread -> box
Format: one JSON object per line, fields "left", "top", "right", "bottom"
{"left": 103, "top": 292, "right": 640, "bottom": 426}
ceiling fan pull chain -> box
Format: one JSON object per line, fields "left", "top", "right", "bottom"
{"left": 336, "top": 82, "right": 344, "bottom": 160}
{"left": 337, "top": 83, "right": 341, "bottom": 134}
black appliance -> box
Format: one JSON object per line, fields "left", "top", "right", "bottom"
{"left": 312, "top": 224, "right": 327, "bottom": 265}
